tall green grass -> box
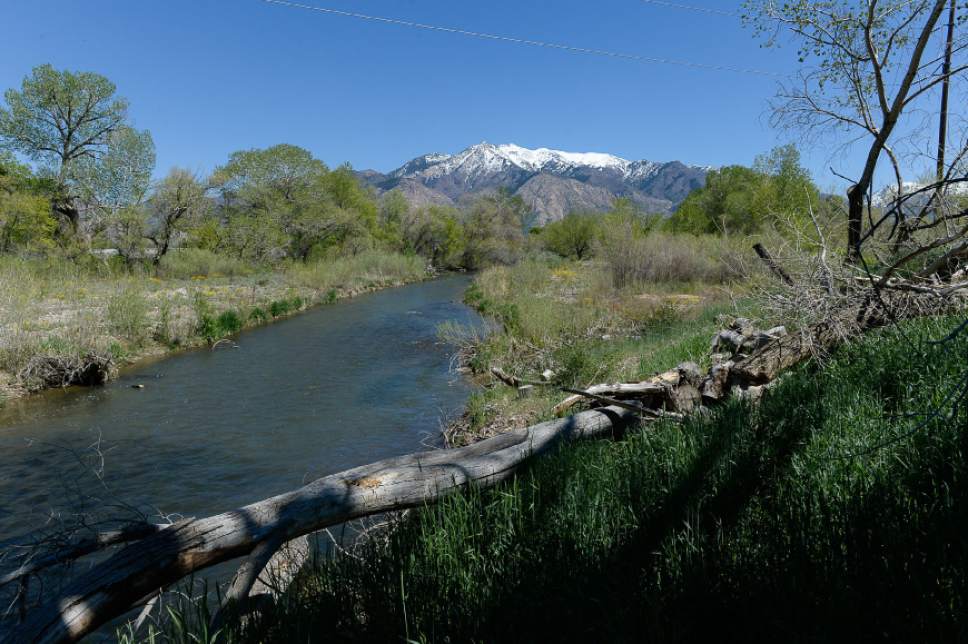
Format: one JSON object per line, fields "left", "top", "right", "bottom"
{"left": 159, "top": 315, "right": 968, "bottom": 642}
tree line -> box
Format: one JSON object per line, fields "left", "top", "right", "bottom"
{"left": 0, "top": 65, "right": 538, "bottom": 273}
{"left": 1, "top": 64, "right": 858, "bottom": 275}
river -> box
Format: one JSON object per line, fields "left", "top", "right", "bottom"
{"left": 0, "top": 275, "right": 480, "bottom": 544}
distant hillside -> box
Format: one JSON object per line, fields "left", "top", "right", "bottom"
{"left": 359, "top": 143, "right": 709, "bottom": 225}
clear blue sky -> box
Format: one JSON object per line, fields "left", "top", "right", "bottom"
{"left": 3, "top": 0, "right": 858, "bottom": 189}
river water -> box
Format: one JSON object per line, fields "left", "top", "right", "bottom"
{"left": 0, "top": 275, "right": 479, "bottom": 544}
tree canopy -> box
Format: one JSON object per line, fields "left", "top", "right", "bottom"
{"left": 0, "top": 65, "right": 153, "bottom": 232}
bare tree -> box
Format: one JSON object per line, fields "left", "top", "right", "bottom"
{"left": 745, "top": 0, "right": 968, "bottom": 263}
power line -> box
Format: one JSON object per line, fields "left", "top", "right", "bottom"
{"left": 260, "top": 0, "right": 781, "bottom": 77}
{"left": 640, "top": 0, "right": 741, "bottom": 19}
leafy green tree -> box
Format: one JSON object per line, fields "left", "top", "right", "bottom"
{"left": 377, "top": 190, "right": 410, "bottom": 250}
{"left": 212, "top": 146, "right": 379, "bottom": 261}
{"left": 109, "top": 206, "right": 149, "bottom": 265}
{"left": 462, "top": 189, "right": 530, "bottom": 269}
{"left": 669, "top": 146, "right": 819, "bottom": 236}
{"left": 0, "top": 152, "right": 55, "bottom": 252}
{"left": 669, "top": 165, "right": 766, "bottom": 235}
{"left": 541, "top": 212, "right": 601, "bottom": 259}
{"left": 322, "top": 164, "right": 378, "bottom": 230}
{"left": 212, "top": 144, "right": 327, "bottom": 208}
{"left": 74, "top": 126, "right": 155, "bottom": 217}
{"left": 0, "top": 65, "right": 151, "bottom": 232}
{"left": 601, "top": 198, "right": 661, "bottom": 237}
{"left": 404, "top": 204, "right": 466, "bottom": 267}
{"left": 752, "top": 144, "right": 820, "bottom": 230}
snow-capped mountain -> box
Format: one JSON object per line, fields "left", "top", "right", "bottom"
{"left": 873, "top": 180, "right": 968, "bottom": 209}
{"left": 361, "top": 142, "right": 708, "bottom": 224}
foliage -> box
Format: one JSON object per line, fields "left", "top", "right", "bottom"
{"left": 106, "top": 286, "right": 150, "bottom": 345}
{"left": 147, "top": 168, "right": 208, "bottom": 262}
{"left": 462, "top": 188, "right": 529, "bottom": 269}
{"left": 540, "top": 212, "right": 600, "bottom": 259}
{"left": 0, "top": 152, "right": 55, "bottom": 252}
{"left": 0, "top": 188, "right": 54, "bottom": 253}
{"left": 72, "top": 125, "right": 155, "bottom": 218}
{"left": 402, "top": 204, "right": 466, "bottom": 268}
{"left": 211, "top": 145, "right": 378, "bottom": 261}
{"left": 601, "top": 231, "right": 748, "bottom": 287}
{"left": 156, "top": 248, "right": 251, "bottom": 280}
{"left": 0, "top": 64, "right": 129, "bottom": 173}
{"left": 0, "top": 64, "right": 153, "bottom": 233}
{"left": 669, "top": 145, "right": 819, "bottom": 236}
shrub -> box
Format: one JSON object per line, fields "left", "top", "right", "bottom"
{"left": 599, "top": 231, "right": 746, "bottom": 287}
{"left": 157, "top": 248, "right": 251, "bottom": 280}
{"left": 541, "top": 213, "right": 601, "bottom": 259}
{"left": 269, "top": 299, "right": 291, "bottom": 317}
{"left": 106, "top": 287, "right": 150, "bottom": 345}
{"left": 217, "top": 310, "right": 243, "bottom": 335}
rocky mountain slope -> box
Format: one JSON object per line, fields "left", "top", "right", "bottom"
{"left": 360, "top": 143, "right": 708, "bottom": 224}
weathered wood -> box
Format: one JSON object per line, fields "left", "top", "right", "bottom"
{"left": 249, "top": 535, "right": 310, "bottom": 601}
{"left": 730, "top": 321, "right": 842, "bottom": 385}
{"left": 753, "top": 242, "right": 794, "bottom": 286}
{"left": 490, "top": 366, "right": 522, "bottom": 388}
{"left": 552, "top": 382, "right": 666, "bottom": 414}
{"left": 0, "top": 523, "right": 169, "bottom": 589}
{"left": 9, "top": 405, "right": 640, "bottom": 644}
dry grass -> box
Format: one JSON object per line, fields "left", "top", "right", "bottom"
{"left": 598, "top": 231, "right": 752, "bottom": 288}
{"left": 445, "top": 257, "right": 748, "bottom": 445}
{"left": 0, "top": 251, "right": 429, "bottom": 402}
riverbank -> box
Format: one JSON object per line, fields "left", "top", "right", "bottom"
{"left": 440, "top": 257, "right": 746, "bottom": 445}
{"left": 0, "top": 250, "right": 430, "bottom": 404}
{"left": 149, "top": 262, "right": 968, "bottom": 642}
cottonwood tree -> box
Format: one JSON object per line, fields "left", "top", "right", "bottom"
{"left": 744, "top": 0, "right": 968, "bottom": 264}
{"left": 541, "top": 212, "right": 600, "bottom": 260}
{"left": 462, "top": 189, "right": 530, "bottom": 268}
{"left": 212, "top": 145, "right": 378, "bottom": 261}
{"left": 0, "top": 153, "right": 55, "bottom": 252}
{"left": 0, "top": 65, "right": 153, "bottom": 234}
{"left": 146, "top": 168, "right": 209, "bottom": 264}
{"left": 403, "top": 204, "right": 466, "bottom": 267}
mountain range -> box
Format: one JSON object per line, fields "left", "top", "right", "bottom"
{"left": 359, "top": 143, "right": 709, "bottom": 225}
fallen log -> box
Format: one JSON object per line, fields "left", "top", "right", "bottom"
{"left": 0, "top": 522, "right": 171, "bottom": 589}
{"left": 9, "top": 405, "right": 641, "bottom": 644}
{"left": 552, "top": 381, "right": 666, "bottom": 414}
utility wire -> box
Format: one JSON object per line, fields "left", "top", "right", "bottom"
{"left": 640, "top": 0, "right": 741, "bottom": 18}
{"left": 260, "top": 0, "right": 781, "bottom": 77}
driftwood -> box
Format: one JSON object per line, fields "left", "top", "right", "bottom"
{"left": 0, "top": 523, "right": 171, "bottom": 589}
{"left": 552, "top": 381, "right": 667, "bottom": 414}
{"left": 552, "top": 362, "right": 703, "bottom": 416}
{"left": 8, "top": 405, "right": 641, "bottom": 643}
